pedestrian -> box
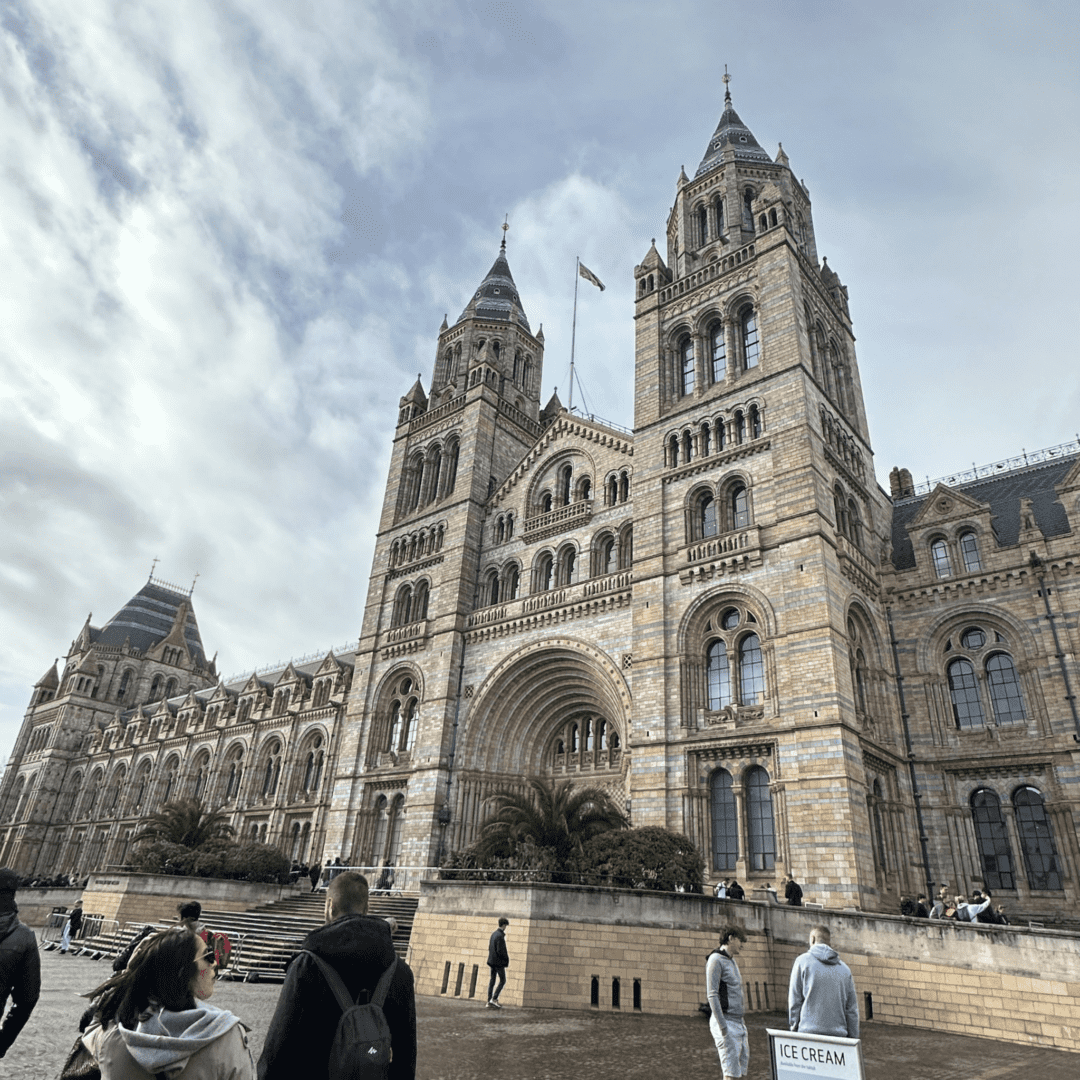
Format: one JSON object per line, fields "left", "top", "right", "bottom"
{"left": 714, "top": 879, "right": 728, "bottom": 899}
{"left": 308, "top": 862, "right": 321, "bottom": 892}
{"left": 783, "top": 875, "right": 804, "bottom": 906}
{"left": 258, "top": 870, "right": 416, "bottom": 1079}
{"left": 705, "top": 926, "right": 749, "bottom": 1079}
{"left": 486, "top": 917, "right": 510, "bottom": 1009}
{"left": 726, "top": 879, "right": 745, "bottom": 901}
{"left": 61, "top": 898, "right": 84, "bottom": 953}
{"left": 788, "top": 926, "right": 859, "bottom": 1039}
{"left": 0, "top": 868, "right": 40, "bottom": 1061}
{"left": 914, "top": 894, "right": 930, "bottom": 918}
{"left": 76, "top": 928, "right": 253, "bottom": 1079}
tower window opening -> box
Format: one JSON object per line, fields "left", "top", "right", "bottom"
{"left": 711, "top": 323, "right": 726, "bottom": 383}
{"left": 681, "top": 337, "right": 695, "bottom": 396}
{"left": 740, "top": 306, "right": 760, "bottom": 369}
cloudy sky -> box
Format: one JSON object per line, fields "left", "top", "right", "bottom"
{"left": 2, "top": 0, "right": 1078, "bottom": 762}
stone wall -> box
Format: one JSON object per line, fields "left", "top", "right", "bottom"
{"left": 14, "top": 887, "right": 83, "bottom": 928}
{"left": 79, "top": 872, "right": 308, "bottom": 928}
{"left": 406, "top": 881, "right": 1080, "bottom": 1052}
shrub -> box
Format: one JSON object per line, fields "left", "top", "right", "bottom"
{"left": 221, "top": 842, "right": 291, "bottom": 884}
{"left": 577, "top": 827, "right": 704, "bottom": 892}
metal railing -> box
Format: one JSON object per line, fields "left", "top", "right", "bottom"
{"left": 906, "top": 437, "right": 1080, "bottom": 498}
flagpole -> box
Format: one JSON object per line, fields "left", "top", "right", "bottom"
{"left": 569, "top": 257, "right": 579, "bottom": 413}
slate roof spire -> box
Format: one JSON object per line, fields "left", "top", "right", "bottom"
{"left": 456, "top": 231, "right": 532, "bottom": 333}
{"left": 696, "top": 70, "right": 772, "bottom": 177}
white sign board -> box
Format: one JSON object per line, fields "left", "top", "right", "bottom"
{"left": 767, "top": 1029, "right": 864, "bottom": 1080}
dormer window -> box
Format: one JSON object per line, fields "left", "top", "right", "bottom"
{"left": 930, "top": 539, "right": 952, "bottom": 578}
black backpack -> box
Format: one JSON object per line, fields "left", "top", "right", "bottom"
{"left": 303, "top": 951, "right": 398, "bottom": 1080}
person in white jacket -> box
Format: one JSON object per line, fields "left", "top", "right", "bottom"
{"left": 79, "top": 928, "right": 254, "bottom": 1079}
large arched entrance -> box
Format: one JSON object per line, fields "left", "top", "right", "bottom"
{"left": 448, "top": 638, "right": 631, "bottom": 852}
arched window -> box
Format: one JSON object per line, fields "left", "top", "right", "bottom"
{"left": 606, "top": 475, "right": 618, "bottom": 505}
{"left": 560, "top": 465, "right": 573, "bottom": 506}
{"left": 970, "top": 789, "right": 1015, "bottom": 890}
{"left": 668, "top": 434, "right": 679, "bottom": 468}
{"left": 706, "top": 640, "right": 731, "bottom": 709}
{"left": 1013, "top": 787, "right": 1062, "bottom": 891}
{"left": 160, "top": 759, "right": 178, "bottom": 806}
{"left": 578, "top": 477, "right": 592, "bottom": 501}
{"left": 618, "top": 526, "right": 633, "bottom": 570}
{"left": 714, "top": 196, "right": 724, "bottom": 236}
{"left": 502, "top": 564, "right": 520, "bottom": 600}
{"left": 425, "top": 446, "right": 442, "bottom": 503}
{"left": 619, "top": 471, "right": 630, "bottom": 502}
{"left": 738, "top": 634, "right": 764, "bottom": 705}
{"left": 408, "top": 453, "right": 424, "bottom": 511}
{"left": 749, "top": 404, "right": 761, "bottom": 439}
{"left": 133, "top": 761, "right": 153, "bottom": 810}
{"left": 847, "top": 498, "right": 863, "bottom": 550}
{"left": 769, "top": 208, "right": 778, "bottom": 227}
{"left": 541, "top": 491, "right": 553, "bottom": 514}
{"left": 682, "top": 430, "right": 693, "bottom": 463}
{"left": 746, "top": 766, "right": 775, "bottom": 870}
{"left": 148, "top": 675, "right": 163, "bottom": 703}
{"left": 698, "top": 493, "right": 718, "bottom": 538}
{"left": 393, "top": 584, "right": 413, "bottom": 627}
{"left": 740, "top": 306, "right": 759, "bottom": 369}
{"left": 742, "top": 187, "right": 755, "bottom": 230}
{"left": 697, "top": 204, "right": 708, "bottom": 245}
{"left": 536, "top": 552, "right": 554, "bottom": 592}
{"left": 369, "top": 795, "right": 389, "bottom": 865}
{"left": 224, "top": 750, "right": 244, "bottom": 802}
{"left": 444, "top": 440, "right": 459, "bottom": 495}
{"left": 556, "top": 546, "right": 576, "bottom": 587}
{"left": 192, "top": 754, "right": 209, "bottom": 802}
{"left": 947, "top": 658, "right": 984, "bottom": 729}
{"left": 505, "top": 514, "right": 513, "bottom": 540}
{"left": 700, "top": 422, "right": 711, "bottom": 456}
{"left": 959, "top": 531, "right": 982, "bottom": 573}
{"left": 485, "top": 570, "right": 500, "bottom": 606}
{"left": 681, "top": 336, "right": 695, "bottom": 396}
{"left": 570, "top": 723, "right": 579, "bottom": 752}
{"left": 710, "top": 769, "right": 738, "bottom": 871}
{"left": 986, "top": 653, "right": 1026, "bottom": 725}
{"left": 413, "top": 580, "right": 430, "bottom": 621}
{"left": 116, "top": 668, "right": 133, "bottom": 703}
{"left": 715, "top": 416, "right": 726, "bottom": 450}
{"left": 931, "top": 539, "right": 952, "bottom": 578}
{"left": 734, "top": 409, "right": 745, "bottom": 444}
{"left": 710, "top": 323, "right": 726, "bottom": 382}
{"left": 870, "top": 779, "right": 888, "bottom": 872}
{"left": 261, "top": 742, "right": 282, "bottom": 798}
{"left": 599, "top": 536, "right": 617, "bottom": 576}
{"left": 730, "top": 484, "right": 749, "bottom": 530}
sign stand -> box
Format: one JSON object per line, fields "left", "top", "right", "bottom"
{"left": 767, "top": 1029, "right": 864, "bottom": 1080}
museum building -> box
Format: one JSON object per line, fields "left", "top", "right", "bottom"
{"left": 3, "top": 88, "right": 1078, "bottom": 914}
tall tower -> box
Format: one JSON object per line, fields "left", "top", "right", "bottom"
{"left": 629, "top": 80, "right": 908, "bottom": 908}
{"left": 325, "top": 238, "right": 547, "bottom": 866}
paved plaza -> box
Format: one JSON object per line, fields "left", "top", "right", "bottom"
{"left": 6, "top": 947, "right": 1078, "bottom": 1079}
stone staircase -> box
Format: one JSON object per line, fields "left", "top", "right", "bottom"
{"left": 70, "top": 890, "right": 418, "bottom": 983}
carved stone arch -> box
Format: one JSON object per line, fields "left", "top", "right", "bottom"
{"left": 694, "top": 305, "right": 725, "bottom": 334}
{"left": 523, "top": 446, "right": 599, "bottom": 518}
{"left": 367, "top": 663, "right": 425, "bottom": 767}
{"left": 461, "top": 637, "right": 631, "bottom": 778}
{"left": 679, "top": 581, "right": 779, "bottom": 649}
{"left": 915, "top": 604, "right": 1040, "bottom": 673}
{"left": 844, "top": 600, "right": 885, "bottom": 669}
{"left": 725, "top": 290, "right": 758, "bottom": 320}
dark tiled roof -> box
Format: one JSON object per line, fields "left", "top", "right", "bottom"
{"left": 890, "top": 456, "right": 1076, "bottom": 570}
{"left": 696, "top": 102, "right": 772, "bottom": 177}
{"left": 456, "top": 247, "right": 531, "bottom": 331}
{"left": 97, "top": 582, "right": 207, "bottom": 665}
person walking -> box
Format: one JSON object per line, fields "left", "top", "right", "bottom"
{"left": 0, "top": 869, "right": 40, "bottom": 1061}
{"left": 783, "top": 876, "right": 804, "bottom": 906}
{"left": 787, "top": 926, "right": 859, "bottom": 1039}
{"left": 60, "top": 899, "right": 84, "bottom": 953}
{"left": 486, "top": 918, "right": 510, "bottom": 1009}
{"left": 257, "top": 870, "right": 415, "bottom": 1079}
{"left": 706, "top": 926, "right": 749, "bottom": 1079}
{"left": 308, "top": 862, "right": 321, "bottom": 892}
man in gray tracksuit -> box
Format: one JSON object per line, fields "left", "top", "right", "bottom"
{"left": 787, "top": 925, "right": 859, "bottom": 1039}
{"left": 705, "top": 926, "right": 749, "bottom": 1078}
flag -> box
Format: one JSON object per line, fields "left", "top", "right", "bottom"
{"left": 578, "top": 261, "right": 605, "bottom": 291}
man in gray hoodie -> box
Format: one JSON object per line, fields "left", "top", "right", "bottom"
{"left": 706, "top": 926, "right": 749, "bottom": 1078}
{"left": 787, "top": 926, "right": 859, "bottom": 1039}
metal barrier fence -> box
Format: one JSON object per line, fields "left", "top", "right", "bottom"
{"left": 315, "top": 865, "right": 440, "bottom": 895}
{"left": 39, "top": 909, "right": 118, "bottom": 945}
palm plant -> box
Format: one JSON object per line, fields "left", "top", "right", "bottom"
{"left": 475, "top": 777, "right": 628, "bottom": 872}
{"left": 133, "top": 798, "right": 234, "bottom": 849}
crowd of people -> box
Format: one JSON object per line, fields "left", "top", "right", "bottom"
{"left": 902, "top": 885, "right": 1010, "bottom": 924}
{"left": 0, "top": 867, "right": 416, "bottom": 1079}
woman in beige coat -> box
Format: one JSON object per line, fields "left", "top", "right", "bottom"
{"left": 80, "top": 928, "right": 254, "bottom": 1079}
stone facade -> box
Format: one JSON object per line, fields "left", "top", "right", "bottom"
{"left": 4, "top": 91, "right": 1079, "bottom": 917}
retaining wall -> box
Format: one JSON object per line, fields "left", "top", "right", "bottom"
{"left": 406, "top": 881, "right": 1080, "bottom": 1053}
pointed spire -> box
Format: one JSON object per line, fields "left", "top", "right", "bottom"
{"left": 536, "top": 324, "right": 544, "bottom": 343}
{"left": 35, "top": 660, "right": 60, "bottom": 690}
{"left": 678, "top": 165, "right": 689, "bottom": 188}
{"left": 439, "top": 313, "right": 448, "bottom": 332}
{"left": 695, "top": 70, "right": 772, "bottom": 178}
{"left": 776, "top": 142, "right": 789, "bottom": 167}
{"left": 455, "top": 239, "right": 532, "bottom": 332}
{"left": 402, "top": 375, "right": 428, "bottom": 406}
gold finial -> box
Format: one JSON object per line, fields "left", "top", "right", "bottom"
{"left": 501, "top": 215, "right": 509, "bottom": 251}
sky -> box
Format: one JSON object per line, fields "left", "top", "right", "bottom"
{"left": 2, "top": 0, "right": 1078, "bottom": 763}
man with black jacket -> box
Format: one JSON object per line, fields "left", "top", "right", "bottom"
{"left": 0, "top": 868, "right": 40, "bottom": 1060}
{"left": 257, "top": 871, "right": 416, "bottom": 1080}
